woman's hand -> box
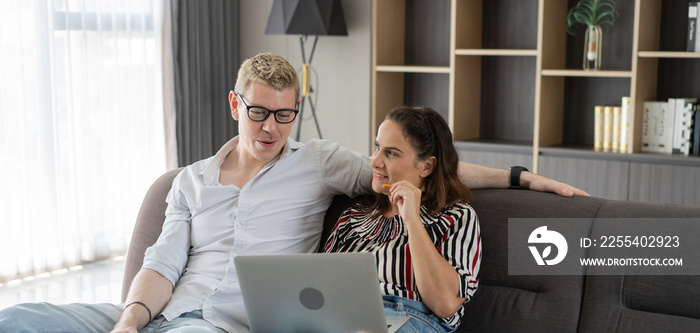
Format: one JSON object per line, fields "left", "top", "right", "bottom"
{"left": 389, "top": 181, "right": 468, "bottom": 318}
{"left": 387, "top": 180, "right": 422, "bottom": 224}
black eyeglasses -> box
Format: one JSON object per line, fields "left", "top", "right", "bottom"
{"left": 236, "top": 92, "right": 299, "bottom": 124}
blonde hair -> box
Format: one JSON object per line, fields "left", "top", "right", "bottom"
{"left": 234, "top": 53, "right": 300, "bottom": 99}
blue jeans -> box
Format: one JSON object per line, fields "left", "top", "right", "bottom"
{"left": 0, "top": 303, "right": 226, "bottom": 333}
{"left": 383, "top": 295, "right": 456, "bottom": 333}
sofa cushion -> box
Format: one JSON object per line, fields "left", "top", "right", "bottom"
{"left": 456, "top": 189, "right": 608, "bottom": 333}
{"left": 577, "top": 200, "right": 700, "bottom": 333}
{"left": 578, "top": 275, "right": 700, "bottom": 333}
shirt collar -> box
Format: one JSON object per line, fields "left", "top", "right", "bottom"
{"left": 201, "top": 136, "right": 302, "bottom": 186}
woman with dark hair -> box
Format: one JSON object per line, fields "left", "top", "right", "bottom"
{"left": 324, "top": 106, "right": 480, "bottom": 333}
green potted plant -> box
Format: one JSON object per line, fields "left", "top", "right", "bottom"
{"left": 566, "top": 0, "right": 618, "bottom": 70}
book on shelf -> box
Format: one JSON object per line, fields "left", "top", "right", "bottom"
{"left": 642, "top": 101, "right": 659, "bottom": 153}
{"left": 603, "top": 106, "right": 613, "bottom": 153}
{"left": 612, "top": 106, "right": 621, "bottom": 153}
{"left": 620, "top": 97, "right": 631, "bottom": 154}
{"left": 594, "top": 105, "right": 603, "bottom": 152}
{"left": 656, "top": 101, "right": 675, "bottom": 154}
{"left": 690, "top": 2, "right": 699, "bottom": 52}
{"left": 643, "top": 99, "right": 699, "bottom": 156}
{"left": 594, "top": 104, "right": 623, "bottom": 154}
{"left": 686, "top": 2, "right": 700, "bottom": 52}
{"left": 657, "top": 101, "right": 671, "bottom": 153}
{"left": 693, "top": 104, "right": 700, "bottom": 156}
{"left": 680, "top": 102, "right": 696, "bottom": 156}
{"left": 671, "top": 98, "right": 698, "bottom": 155}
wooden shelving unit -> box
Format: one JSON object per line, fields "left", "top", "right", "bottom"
{"left": 371, "top": 0, "right": 700, "bottom": 204}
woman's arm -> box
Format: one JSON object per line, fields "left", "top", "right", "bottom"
{"left": 405, "top": 221, "right": 466, "bottom": 318}
{"left": 457, "top": 161, "right": 590, "bottom": 197}
{"left": 388, "top": 181, "right": 467, "bottom": 318}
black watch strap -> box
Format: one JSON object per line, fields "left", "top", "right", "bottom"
{"left": 509, "top": 166, "right": 529, "bottom": 189}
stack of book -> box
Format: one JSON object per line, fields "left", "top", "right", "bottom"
{"left": 641, "top": 98, "right": 699, "bottom": 156}
{"left": 594, "top": 97, "right": 700, "bottom": 156}
{"left": 594, "top": 97, "right": 632, "bottom": 154}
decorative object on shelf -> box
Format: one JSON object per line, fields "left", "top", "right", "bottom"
{"left": 566, "top": 0, "right": 618, "bottom": 70}
{"left": 265, "top": 0, "right": 348, "bottom": 141}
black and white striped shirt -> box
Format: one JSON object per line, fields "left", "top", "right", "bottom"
{"left": 323, "top": 201, "right": 481, "bottom": 328}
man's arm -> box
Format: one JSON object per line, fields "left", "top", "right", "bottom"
{"left": 457, "top": 161, "right": 589, "bottom": 197}
{"left": 110, "top": 268, "right": 173, "bottom": 333}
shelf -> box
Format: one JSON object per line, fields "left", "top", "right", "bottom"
{"left": 455, "top": 140, "right": 534, "bottom": 155}
{"left": 372, "top": 0, "right": 700, "bottom": 204}
{"left": 374, "top": 65, "right": 451, "bottom": 74}
{"left": 540, "top": 69, "right": 633, "bottom": 78}
{"left": 455, "top": 49, "right": 538, "bottom": 57}
{"left": 638, "top": 51, "right": 700, "bottom": 59}
{"left": 539, "top": 146, "right": 700, "bottom": 167}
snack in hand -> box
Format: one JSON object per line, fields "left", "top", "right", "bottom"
{"left": 382, "top": 184, "right": 392, "bottom": 189}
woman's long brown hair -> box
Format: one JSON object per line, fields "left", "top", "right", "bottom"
{"left": 367, "top": 106, "right": 472, "bottom": 218}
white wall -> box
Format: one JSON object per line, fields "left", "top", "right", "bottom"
{"left": 239, "top": 0, "right": 372, "bottom": 155}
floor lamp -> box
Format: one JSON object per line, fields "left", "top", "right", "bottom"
{"left": 264, "top": 0, "right": 347, "bottom": 141}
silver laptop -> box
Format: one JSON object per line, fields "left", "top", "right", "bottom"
{"left": 234, "top": 252, "right": 410, "bottom": 333}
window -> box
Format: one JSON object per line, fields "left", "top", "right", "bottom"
{"left": 0, "top": 0, "right": 166, "bottom": 282}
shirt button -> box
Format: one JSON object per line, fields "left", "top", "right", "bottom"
{"left": 237, "top": 224, "right": 242, "bottom": 228}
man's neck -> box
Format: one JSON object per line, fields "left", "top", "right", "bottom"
{"left": 219, "top": 146, "right": 280, "bottom": 188}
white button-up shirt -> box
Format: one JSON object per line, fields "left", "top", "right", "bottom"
{"left": 142, "top": 137, "right": 371, "bottom": 332}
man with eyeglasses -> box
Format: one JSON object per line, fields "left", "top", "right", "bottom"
{"left": 0, "top": 52, "right": 587, "bottom": 333}
{"left": 236, "top": 92, "right": 298, "bottom": 124}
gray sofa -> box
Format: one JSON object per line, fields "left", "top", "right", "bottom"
{"left": 123, "top": 168, "right": 700, "bottom": 332}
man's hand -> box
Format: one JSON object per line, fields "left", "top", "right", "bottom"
{"left": 110, "top": 269, "right": 173, "bottom": 333}
{"left": 110, "top": 319, "right": 139, "bottom": 333}
{"left": 456, "top": 161, "right": 590, "bottom": 197}
{"left": 521, "top": 171, "right": 590, "bottom": 197}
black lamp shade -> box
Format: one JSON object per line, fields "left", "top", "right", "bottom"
{"left": 265, "top": 0, "right": 347, "bottom": 36}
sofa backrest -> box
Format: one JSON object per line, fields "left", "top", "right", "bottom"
{"left": 122, "top": 167, "right": 183, "bottom": 302}
{"left": 124, "top": 170, "right": 700, "bottom": 332}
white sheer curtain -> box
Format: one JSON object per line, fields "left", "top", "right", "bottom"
{"left": 0, "top": 0, "right": 166, "bottom": 282}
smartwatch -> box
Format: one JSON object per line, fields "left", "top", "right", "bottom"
{"left": 509, "top": 166, "right": 529, "bottom": 189}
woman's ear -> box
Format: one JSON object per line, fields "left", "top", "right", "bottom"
{"left": 420, "top": 156, "right": 437, "bottom": 178}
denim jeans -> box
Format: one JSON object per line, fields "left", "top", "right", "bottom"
{"left": 0, "top": 303, "right": 226, "bottom": 333}
{"left": 382, "top": 295, "right": 456, "bottom": 333}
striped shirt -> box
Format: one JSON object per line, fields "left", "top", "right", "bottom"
{"left": 323, "top": 201, "right": 481, "bottom": 328}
